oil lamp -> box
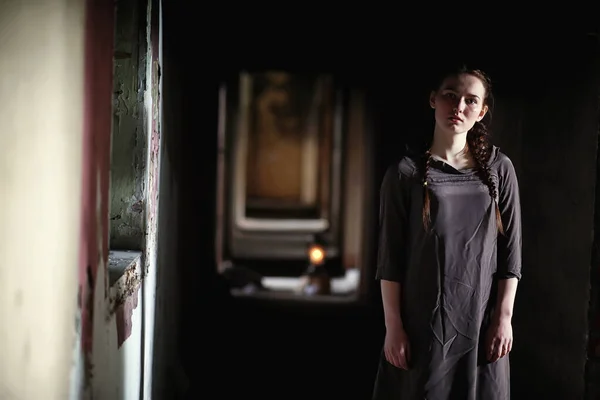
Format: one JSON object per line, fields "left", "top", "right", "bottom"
{"left": 301, "top": 237, "right": 331, "bottom": 295}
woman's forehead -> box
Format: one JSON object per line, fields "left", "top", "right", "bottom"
{"left": 440, "top": 73, "right": 486, "bottom": 97}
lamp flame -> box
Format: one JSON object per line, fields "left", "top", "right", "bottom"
{"left": 309, "top": 245, "right": 325, "bottom": 265}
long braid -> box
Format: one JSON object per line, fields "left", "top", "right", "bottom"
{"left": 422, "top": 151, "right": 433, "bottom": 230}
{"left": 467, "top": 121, "right": 504, "bottom": 235}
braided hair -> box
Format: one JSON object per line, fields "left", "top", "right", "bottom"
{"left": 422, "top": 67, "right": 504, "bottom": 235}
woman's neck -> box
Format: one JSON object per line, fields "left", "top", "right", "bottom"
{"left": 429, "top": 126, "right": 474, "bottom": 170}
{"left": 430, "top": 126, "right": 468, "bottom": 161}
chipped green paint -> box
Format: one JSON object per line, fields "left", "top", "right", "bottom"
{"left": 110, "top": 0, "right": 148, "bottom": 250}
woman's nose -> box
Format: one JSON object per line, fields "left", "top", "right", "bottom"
{"left": 453, "top": 99, "right": 466, "bottom": 113}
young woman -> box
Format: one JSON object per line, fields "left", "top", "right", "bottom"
{"left": 372, "top": 66, "right": 522, "bottom": 400}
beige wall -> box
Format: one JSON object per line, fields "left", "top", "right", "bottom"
{"left": 0, "top": 1, "right": 85, "bottom": 398}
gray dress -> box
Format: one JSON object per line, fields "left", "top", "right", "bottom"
{"left": 372, "top": 146, "right": 522, "bottom": 400}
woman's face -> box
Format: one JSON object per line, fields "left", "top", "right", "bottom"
{"left": 429, "top": 73, "right": 488, "bottom": 135}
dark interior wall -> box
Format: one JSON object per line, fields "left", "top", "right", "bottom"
{"left": 161, "top": 6, "right": 600, "bottom": 398}
{"left": 493, "top": 43, "right": 599, "bottom": 399}
{"left": 504, "top": 46, "right": 599, "bottom": 399}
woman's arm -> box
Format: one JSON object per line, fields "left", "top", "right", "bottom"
{"left": 487, "top": 154, "right": 523, "bottom": 361}
{"left": 376, "top": 163, "right": 413, "bottom": 369}
{"left": 495, "top": 155, "right": 522, "bottom": 317}
{"left": 496, "top": 154, "right": 523, "bottom": 281}
{"left": 494, "top": 278, "right": 518, "bottom": 321}
{"left": 375, "top": 163, "right": 411, "bottom": 306}
{"left": 381, "top": 280, "right": 403, "bottom": 329}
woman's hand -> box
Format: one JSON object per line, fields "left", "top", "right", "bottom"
{"left": 384, "top": 322, "right": 411, "bottom": 370}
{"left": 485, "top": 316, "right": 513, "bottom": 362}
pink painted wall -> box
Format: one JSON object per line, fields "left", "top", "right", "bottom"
{"left": 78, "top": 0, "right": 114, "bottom": 357}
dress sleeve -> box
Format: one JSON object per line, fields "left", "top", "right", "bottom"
{"left": 496, "top": 156, "right": 523, "bottom": 280}
{"left": 375, "top": 163, "right": 411, "bottom": 283}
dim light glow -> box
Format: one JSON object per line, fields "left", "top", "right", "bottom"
{"left": 309, "top": 245, "right": 325, "bottom": 265}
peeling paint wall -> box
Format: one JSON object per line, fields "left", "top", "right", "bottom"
{"left": 110, "top": 0, "right": 149, "bottom": 250}
{"left": 90, "top": 255, "right": 144, "bottom": 399}
{"left": 79, "top": 0, "right": 115, "bottom": 380}
{"left": 77, "top": 0, "right": 163, "bottom": 398}
{"left": 0, "top": 0, "right": 150, "bottom": 398}
{"left": 88, "top": 0, "right": 168, "bottom": 397}
{"left": 76, "top": 0, "right": 118, "bottom": 397}
{"left": 142, "top": 0, "right": 174, "bottom": 396}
